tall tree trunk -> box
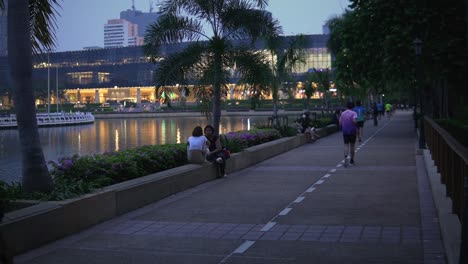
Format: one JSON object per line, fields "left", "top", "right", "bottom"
{"left": 212, "top": 54, "right": 223, "bottom": 136}
{"left": 272, "top": 82, "right": 279, "bottom": 127}
{"left": 8, "top": 0, "right": 52, "bottom": 192}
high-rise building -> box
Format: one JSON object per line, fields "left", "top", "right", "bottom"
{"left": 120, "top": 8, "right": 160, "bottom": 38}
{"left": 104, "top": 19, "right": 143, "bottom": 48}
{"left": 0, "top": 0, "right": 8, "bottom": 56}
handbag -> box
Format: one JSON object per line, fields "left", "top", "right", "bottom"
{"left": 221, "top": 148, "right": 231, "bottom": 159}
{"left": 220, "top": 134, "right": 231, "bottom": 159}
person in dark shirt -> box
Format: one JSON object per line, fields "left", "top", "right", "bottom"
{"left": 204, "top": 125, "right": 228, "bottom": 178}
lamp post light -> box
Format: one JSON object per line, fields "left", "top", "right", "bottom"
{"left": 413, "top": 38, "right": 425, "bottom": 149}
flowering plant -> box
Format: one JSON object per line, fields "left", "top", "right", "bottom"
{"left": 224, "top": 129, "right": 281, "bottom": 152}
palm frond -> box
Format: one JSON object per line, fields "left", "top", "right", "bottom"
{"left": 29, "top": 0, "right": 61, "bottom": 54}
{"left": 276, "top": 35, "right": 307, "bottom": 79}
{"left": 221, "top": 2, "right": 282, "bottom": 41}
{"left": 144, "top": 14, "right": 207, "bottom": 59}
{"left": 153, "top": 42, "right": 207, "bottom": 87}
{"left": 233, "top": 49, "right": 272, "bottom": 87}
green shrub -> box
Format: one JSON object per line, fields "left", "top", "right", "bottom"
{"left": 5, "top": 129, "right": 285, "bottom": 202}
{"left": 313, "top": 117, "right": 332, "bottom": 128}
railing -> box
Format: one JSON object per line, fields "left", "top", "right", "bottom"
{"left": 424, "top": 116, "right": 468, "bottom": 263}
{"left": 424, "top": 116, "right": 467, "bottom": 219}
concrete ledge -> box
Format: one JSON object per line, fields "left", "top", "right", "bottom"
{"left": 1, "top": 127, "right": 336, "bottom": 255}
{"left": 423, "top": 149, "right": 461, "bottom": 264}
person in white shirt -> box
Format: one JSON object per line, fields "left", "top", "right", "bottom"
{"left": 187, "top": 126, "right": 209, "bottom": 164}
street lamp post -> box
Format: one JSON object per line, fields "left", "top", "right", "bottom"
{"left": 413, "top": 38, "right": 425, "bottom": 149}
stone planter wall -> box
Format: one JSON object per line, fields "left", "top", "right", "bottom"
{"left": 1, "top": 125, "right": 337, "bottom": 255}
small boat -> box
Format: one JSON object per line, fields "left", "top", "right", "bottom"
{"left": 0, "top": 112, "right": 95, "bottom": 129}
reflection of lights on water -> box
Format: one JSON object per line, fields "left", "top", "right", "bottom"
{"left": 161, "top": 120, "right": 166, "bottom": 145}
{"left": 247, "top": 118, "right": 251, "bottom": 130}
{"left": 78, "top": 132, "right": 81, "bottom": 154}
{"left": 115, "top": 129, "right": 119, "bottom": 152}
{"left": 176, "top": 128, "right": 181, "bottom": 144}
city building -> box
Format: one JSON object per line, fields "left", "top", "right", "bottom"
{"left": 104, "top": 19, "right": 143, "bottom": 48}
{"left": 120, "top": 6, "right": 160, "bottom": 38}
{"left": 0, "top": 34, "right": 332, "bottom": 107}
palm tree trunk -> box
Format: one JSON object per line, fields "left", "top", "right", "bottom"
{"left": 212, "top": 54, "right": 223, "bottom": 136}
{"left": 8, "top": 0, "right": 52, "bottom": 192}
{"left": 272, "top": 85, "right": 279, "bottom": 127}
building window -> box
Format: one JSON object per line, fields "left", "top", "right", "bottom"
{"left": 67, "top": 72, "right": 93, "bottom": 85}
{"left": 98, "top": 72, "right": 110, "bottom": 83}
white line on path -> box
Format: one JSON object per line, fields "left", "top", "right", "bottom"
{"left": 336, "top": 164, "right": 342, "bottom": 167}
{"left": 218, "top": 118, "right": 395, "bottom": 264}
{"left": 260, "top": 222, "right": 276, "bottom": 231}
{"left": 279, "top": 208, "right": 292, "bottom": 216}
{"left": 293, "top": 197, "right": 305, "bottom": 203}
{"left": 233, "top": 241, "right": 256, "bottom": 254}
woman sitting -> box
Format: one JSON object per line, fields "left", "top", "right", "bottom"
{"left": 187, "top": 126, "right": 208, "bottom": 164}
{"left": 204, "top": 125, "right": 227, "bottom": 178}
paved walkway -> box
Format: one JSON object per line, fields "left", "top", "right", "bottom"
{"left": 16, "top": 111, "right": 446, "bottom": 264}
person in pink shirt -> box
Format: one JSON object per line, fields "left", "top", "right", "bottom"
{"left": 339, "top": 102, "right": 358, "bottom": 166}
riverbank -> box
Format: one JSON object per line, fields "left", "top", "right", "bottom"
{"left": 93, "top": 110, "right": 305, "bottom": 119}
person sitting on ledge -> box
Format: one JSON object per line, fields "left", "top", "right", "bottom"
{"left": 187, "top": 126, "right": 208, "bottom": 164}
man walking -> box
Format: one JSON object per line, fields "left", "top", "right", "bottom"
{"left": 353, "top": 100, "right": 366, "bottom": 142}
{"left": 340, "top": 101, "right": 358, "bottom": 167}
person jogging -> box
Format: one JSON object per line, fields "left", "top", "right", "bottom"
{"left": 385, "top": 103, "right": 393, "bottom": 119}
{"left": 339, "top": 101, "right": 358, "bottom": 167}
{"left": 353, "top": 100, "right": 366, "bottom": 142}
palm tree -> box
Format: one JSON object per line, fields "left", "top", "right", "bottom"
{"left": 301, "top": 72, "right": 316, "bottom": 111}
{"left": 312, "top": 68, "right": 332, "bottom": 111}
{"left": 144, "top": 0, "right": 281, "bottom": 135}
{"left": 3, "top": 0, "right": 60, "bottom": 192}
{"left": 265, "top": 34, "right": 306, "bottom": 126}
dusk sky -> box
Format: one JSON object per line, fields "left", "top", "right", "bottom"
{"left": 54, "top": 0, "right": 350, "bottom": 52}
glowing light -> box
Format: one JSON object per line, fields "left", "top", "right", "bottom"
{"left": 115, "top": 129, "right": 119, "bottom": 152}
{"left": 176, "top": 128, "right": 181, "bottom": 144}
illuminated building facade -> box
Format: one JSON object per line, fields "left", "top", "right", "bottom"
{"left": 0, "top": 34, "right": 332, "bottom": 107}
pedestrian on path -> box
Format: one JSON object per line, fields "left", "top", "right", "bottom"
{"left": 371, "top": 102, "right": 378, "bottom": 127}
{"left": 187, "top": 126, "right": 208, "bottom": 164}
{"left": 385, "top": 103, "right": 393, "bottom": 119}
{"left": 377, "top": 102, "right": 384, "bottom": 120}
{"left": 339, "top": 101, "right": 358, "bottom": 167}
{"left": 353, "top": 100, "right": 366, "bottom": 142}
{"left": 204, "top": 125, "right": 228, "bottom": 178}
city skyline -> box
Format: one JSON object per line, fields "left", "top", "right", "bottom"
{"left": 54, "top": 0, "right": 349, "bottom": 52}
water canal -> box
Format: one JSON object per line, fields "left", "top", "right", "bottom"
{"left": 0, "top": 115, "right": 285, "bottom": 183}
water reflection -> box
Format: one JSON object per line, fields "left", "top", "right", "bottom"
{"left": 0, "top": 116, "right": 271, "bottom": 183}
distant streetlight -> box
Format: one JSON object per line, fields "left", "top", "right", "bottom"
{"left": 413, "top": 38, "right": 425, "bottom": 149}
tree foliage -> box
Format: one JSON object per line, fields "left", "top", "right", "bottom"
{"left": 328, "top": 0, "right": 467, "bottom": 118}
{"left": 144, "top": 0, "right": 281, "bottom": 134}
